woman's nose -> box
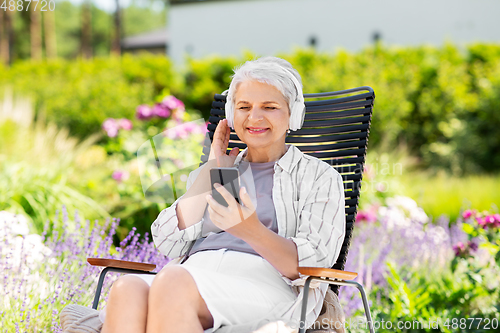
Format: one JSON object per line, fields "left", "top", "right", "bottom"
{"left": 248, "top": 106, "right": 264, "bottom": 121}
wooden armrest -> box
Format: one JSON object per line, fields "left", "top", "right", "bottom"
{"left": 87, "top": 258, "right": 156, "bottom": 272}
{"left": 298, "top": 267, "right": 358, "bottom": 281}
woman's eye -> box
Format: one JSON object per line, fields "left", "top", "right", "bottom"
{"left": 239, "top": 107, "right": 249, "bottom": 110}
{"left": 266, "top": 107, "right": 277, "bottom": 110}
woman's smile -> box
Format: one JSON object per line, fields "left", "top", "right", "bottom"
{"left": 247, "top": 127, "right": 269, "bottom": 134}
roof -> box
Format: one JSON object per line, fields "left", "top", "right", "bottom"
{"left": 170, "top": 0, "right": 239, "bottom": 5}
{"left": 121, "top": 28, "right": 168, "bottom": 50}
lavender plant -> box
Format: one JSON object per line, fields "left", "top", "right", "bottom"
{"left": 0, "top": 208, "right": 170, "bottom": 333}
{"left": 339, "top": 196, "right": 458, "bottom": 318}
{"left": 340, "top": 198, "right": 500, "bottom": 332}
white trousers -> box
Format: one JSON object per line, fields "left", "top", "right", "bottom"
{"left": 101, "top": 249, "right": 298, "bottom": 332}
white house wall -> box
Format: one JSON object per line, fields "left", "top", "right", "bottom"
{"left": 168, "top": 0, "right": 500, "bottom": 62}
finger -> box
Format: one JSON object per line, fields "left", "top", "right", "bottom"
{"left": 239, "top": 187, "right": 255, "bottom": 210}
{"left": 206, "top": 192, "right": 227, "bottom": 215}
{"left": 213, "top": 183, "right": 236, "bottom": 208}
{"left": 224, "top": 123, "right": 231, "bottom": 149}
{"left": 207, "top": 205, "right": 224, "bottom": 223}
{"left": 213, "top": 120, "right": 226, "bottom": 150}
{"left": 229, "top": 147, "right": 240, "bottom": 157}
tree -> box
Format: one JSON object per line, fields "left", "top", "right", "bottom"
{"left": 81, "top": 0, "right": 92, "bottom": 58}
{"left": 44, "top": 9, "right": 57, "bottom": 59}
{"left": 0, "top": 9, "right": 12, "bottom": 65}
{"left": 111, "top": 0, "right": 121, "bottom": 56}
{"left": 30, "top": 1, "right": 42, "bottom": 60}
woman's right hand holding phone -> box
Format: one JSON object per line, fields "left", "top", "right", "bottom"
{"left": 208, "top": 119, "right": 240, "bottom": 168}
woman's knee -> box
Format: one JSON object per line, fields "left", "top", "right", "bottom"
{"left": 109, "top": 275, "right": 150, "bottom": 301}
{"left": 149, "top": 266, "right": 196, "bottom": 299}
{"left": 149, "top": 266, "right": 213, "bottom": 328}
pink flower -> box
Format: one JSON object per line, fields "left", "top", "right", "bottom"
{"left": 485, "top": 215, "right": 496, "bottom": 225}
{"left": 453, "top": 241, "right": 478, "bottom": 258}
{"left": 162, "top": 95, "right": 184, "bottom": 111}
{"left": 462, "top": 209, "right": 474, "bottom": 219}
{"left": 356, "top": 208, "right": 377, "bottom": 223}
{"left": 363, "top": 164, "right": 376, "bottom": 181}
{"left": 136, "top": 105, "right": 154, "bottom": 120}
{"left": 493, "top": 214, "right": 500, "bottom": 227}
{"left": 119, "top": 118, "right": 133, "bottom": 130}
{"left": 375, "top": 182, "right": 387, "bottom": 192}
{"left": 153, "top": 103, "right": 171, "bottom": 118}
{"left": 102, "top": 118, "right": 119, "bottom": 138}
{"left": 112, "top": 170, "right": 129, "bottom": 183}
{"left": 202, "top": 121, "right": 209, "bottom": 134}
{"left": 453, "top": 242, "right": 466, "bottom": 257}
{"left": 166, "top": 126, "right": 190, "bottom": 139}
{"left": 476, "top": 216, "right": 486, "bottom": 228}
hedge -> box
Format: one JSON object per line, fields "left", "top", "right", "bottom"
{"left": 1, "top": 43, "right": 500, "bottom": 173}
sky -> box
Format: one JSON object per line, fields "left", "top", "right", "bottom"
{"left": 64, "top": 0, "right": 166, "bottom": 13}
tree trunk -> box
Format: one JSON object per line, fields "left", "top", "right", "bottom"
{"left": 0, "top": 10, "right": 7, "bottom": 65}
{"left": 30, "top": 3, "right": 42, "bottom": 60}
{"left": 81, "top": 0, "right": 92, "bottom": 59}
{"left": 111, "top": 0, "right": 121, "bottom": 56}
{"left": 44, "top": 10, "right": 57, "bottom": 59}
{"left": 5, "top": 8, "right": 13, "bottom": 65}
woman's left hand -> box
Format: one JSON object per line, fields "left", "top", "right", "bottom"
{"left": 206, "top": 184, "right": 261, "bottom": 239}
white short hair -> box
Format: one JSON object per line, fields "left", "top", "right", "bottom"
{"left": 224, "top": 56, "right": 305, "bottom": 131}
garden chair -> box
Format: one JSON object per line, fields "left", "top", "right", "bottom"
{"left": 87, "top": 86, "right": 376, "bottom": 333}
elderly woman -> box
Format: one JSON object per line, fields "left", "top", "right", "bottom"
{"left": 101, "top": 57, "right": 345, "bottom": 333}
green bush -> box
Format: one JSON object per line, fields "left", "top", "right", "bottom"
{"left": 1, "top": 54, "right": 174, "bottom": 140}
{"left": 2, "top": 44, "right": 500, "bottom": 173}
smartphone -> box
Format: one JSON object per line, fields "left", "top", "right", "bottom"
{"left": 209, "top": 167, "right": 240, "bottom": 207}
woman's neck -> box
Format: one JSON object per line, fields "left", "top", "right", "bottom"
{"left": 244, "top": 144, "right": 288, "bottom": 163}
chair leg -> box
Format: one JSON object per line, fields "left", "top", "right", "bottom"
{"left": 298, "top": 276, "right": 314, "bottom": 333}
{"left": 92, "top": 267, "right": 112, "bottom": 310}
{"left": 343, "top": 280, "right": 375, "bottom": 333}
{"left": 297, "top": 277, "right": 375, "bottom": 333}
{"left": 91, "top": 267, "right": 157, "bottom": 310}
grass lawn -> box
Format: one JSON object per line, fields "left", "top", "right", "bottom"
{"left": 401, "top": 173, "right": 500, "bottom": 222}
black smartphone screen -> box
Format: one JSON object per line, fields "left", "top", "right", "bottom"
{"left": 209, "top": 168, "right": 240, "bottom": 207}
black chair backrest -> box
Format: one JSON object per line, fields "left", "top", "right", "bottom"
{"left": 202, "top": 87, "right": 375, "bottom": 294}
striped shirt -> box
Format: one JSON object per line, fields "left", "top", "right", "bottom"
{"left": 151, "top": 144, "right": 346, "bottom": 328}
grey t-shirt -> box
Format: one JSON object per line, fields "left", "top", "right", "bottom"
{"left": 186, "top": 160, "right": 278, "bottom": 258}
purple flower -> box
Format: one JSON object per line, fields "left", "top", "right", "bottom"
{"left": 112, "top": 170, "right": 129, "bottom": 183}
{"left": 153, "top": 103, "right": 171, "bottom": 118}
{"left": 136, "top": 105, "right": 154, "bottom": 120}
{"left": 119, "top": 118, "right": 133, "bottom": 130}
{"left": 102, "top": 118, "right": 119, "bottom": 138}
{"left": 468, "top": 241, "right": 478, "bottom": 252}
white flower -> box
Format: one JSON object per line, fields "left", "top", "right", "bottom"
{"left": 0, "top": 210, "right": 30, "bottom": 238}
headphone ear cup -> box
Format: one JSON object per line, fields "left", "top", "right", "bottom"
{"left": 225, "top": 95, "right": 234, "bottom": 129}
{"left": 289, "top": 99, "right": 305, "bottom": 131}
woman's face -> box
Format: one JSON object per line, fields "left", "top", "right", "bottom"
{"left": 233, "top": 80, "right": 290, "bottom": 154}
